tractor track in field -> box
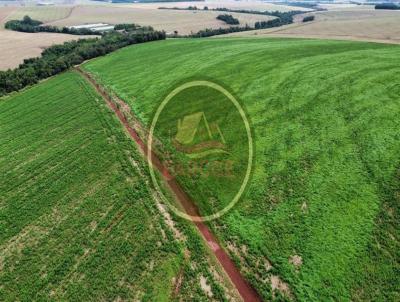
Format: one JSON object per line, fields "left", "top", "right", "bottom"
{"left": 75, "top": 67, "right": 262, "bottom": 302}
{"left": 42, "top": 6, "right": 76, "bottom": 26}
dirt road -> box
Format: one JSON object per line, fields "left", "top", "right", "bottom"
{"left": 75, "top": 67, "right": 262, "bottom": 302}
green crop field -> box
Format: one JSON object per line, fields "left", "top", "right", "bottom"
{"left": 83, "top": 38, "right": 400, "bottom": 301}
{"left": 0, "top": 72, "right": 238, "bottom": 301}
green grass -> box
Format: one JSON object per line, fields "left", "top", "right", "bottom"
{"left": 83, "top": 37, "right": 400, "bottom": 301}
{"left": 0, "top": 72, "right": 231, "bottom": 301}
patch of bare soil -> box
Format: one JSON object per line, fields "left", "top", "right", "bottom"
{"left": 172, "top": 268, "right": 184, "bottom": 297}
{"left": 154, "top": 193, "right": 185, "bottom": 241}
{"left": 270, "top": 275, "right": 293, "bottom": 300}
{"left": 301, "top": 201, "right": 308, "bottom": 213}
{"left": 289, "top": 254, "right": 303, "bottom": 269}
{"left": 200, "top": 275, "right": 213, "bottom": 298}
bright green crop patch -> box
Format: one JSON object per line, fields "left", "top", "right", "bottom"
{"left": 84, "top": 38, "right": 400, "bottom": 301}
{"left": 0, "top": 72, "right": 228, "bottom": 301}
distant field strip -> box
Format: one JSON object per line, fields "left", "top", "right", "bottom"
{"left": 4, "top": 6, "right": 73, "bottom": 23}
{"left": 127, "top": 1, "right": 311, "bottom": 12}
{"left": 226, "top": 8, "right": 400, "bottom": 44}
{"left": 0, "top": 72, "right": 234, "bottom": 301}
{"left": 83, "top": 38, "right": 400, "bottom": 301}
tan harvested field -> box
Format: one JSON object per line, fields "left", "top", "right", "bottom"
{"left": 317, "top": 3, "right": 365, "bottom": 10}
{"left": 0, "top": 30, "right": 94, "bottom": 70}
{"left": 3, "top": 6, "right": 73, "bottom": 23}
{"left": 0, "top": 7, "right": 16, "bottom": 24}
{"left": 1, "top": 1, "right": 306, "bottom": 36}
{"left": 47, "top": 5, "right": 276, "bottom": 34}
{"left": 312, "top": 6, "right": 400, "bottom": 21}
{"left": 127, "top": 0, "right": 311, "bottom": 12}
{"left": 0, "top": 6, "right": 91, "bottom": 70}
{"left": 223, "top": 6, "right": 400, "bottom": 44}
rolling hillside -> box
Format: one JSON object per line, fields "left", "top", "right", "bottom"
{"left": 82, "top": 38, "right": 400, "bottom": 301}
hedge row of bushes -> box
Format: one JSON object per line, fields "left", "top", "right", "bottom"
{"left": 303, "top": 15, "right": 315, "bottom": 22}
{"left": 5, "top": 16, "right": 98, "bottom": 35}
{"left": 216, "top": 14, "right": 240, "bottom": 25}
{"left": 375, "top": 3, "right": 400, "bottom": 10}
{"left": 188, "top": 25, "right": 253, "bottom": 37}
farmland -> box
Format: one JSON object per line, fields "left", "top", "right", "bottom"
{"left": 127, "top": 0, "right": 310, "bottom": 12}
{"left": 0, "top": 72, "right": 239, "bottom": 301}
{"left": 226, "top": 6, "right": 400, "bottom": 44}
{"left": 0, "top": 6, "right": 92, "bottom": 71}
{"left": 0, "top": 30, "right": 94, "bottom": 70}
{"left": 0, "top": 7, "right": 16, "bottom": 23}
{"left": 0, "top": 1, "right": 278, "bottom": 70}
{"left": 46, "top": 5, "right": 275, "bottom": 35}
{"left": 83, "top": 38, "right": 400, "bottom": 301}
{"left": 0, "top": 0, "right": 399, "bottom": 299}
{"left": 2, "top": 2, "right": 399, "bottom": 71}
{"left": 3, "top": 5, "right": 73, "bottom": 23}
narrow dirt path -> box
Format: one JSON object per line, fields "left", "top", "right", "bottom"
{"left": 43, "top": 6, "right": 76, "bottom": 26}
{"left": 75, "top": 67, "right": 262, "bottom": 302}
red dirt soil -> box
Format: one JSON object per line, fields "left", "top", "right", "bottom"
{"left": 76, "top": 67, "right": 262, "bottom": 302}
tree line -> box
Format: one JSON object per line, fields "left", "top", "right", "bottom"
{"left": 302, "top": 15, "right": 315, "bottom": 22}
{"left": 255, "top": 17, "right": 290, "bottom": 30}
{"left": 212, "top": 7, "right": 303, "bottom": 21}
{"left": 159, "top": 5, "right": 201, "bottom": 10}
{"left": 5, "top": 15, "right": 99, "bottom": 35}
{"left": 0, "top": 28, "right": 165, "bottom": 96}
{"left": 216, "top": 14, "right": 240, "bottom": 25}
{"left": 183, "top": 9, "right": 302, "bottom": 37}
{"left": 5, "top": 16, "right": 159, "bottom": 36}
{"left": 375, "top": 3, "right": 400, "bottom": 10}
{"left": 114, "top": 23, "right": 140, "bottom": 31}
{"left": 159, "top": 6, "right": 303, "bottom": 20}
{"left": 160, "top": 6, "right": 303, "bottom": 37}
{"left": 188, "top": 25, "right": 253, "bottom": 38}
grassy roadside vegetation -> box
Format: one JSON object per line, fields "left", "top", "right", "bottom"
{"left": 83, "top": 38, "right": 400, "bottom": 301}
{"left": 0, "top": 72, "right": 235, "bottom": 301}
